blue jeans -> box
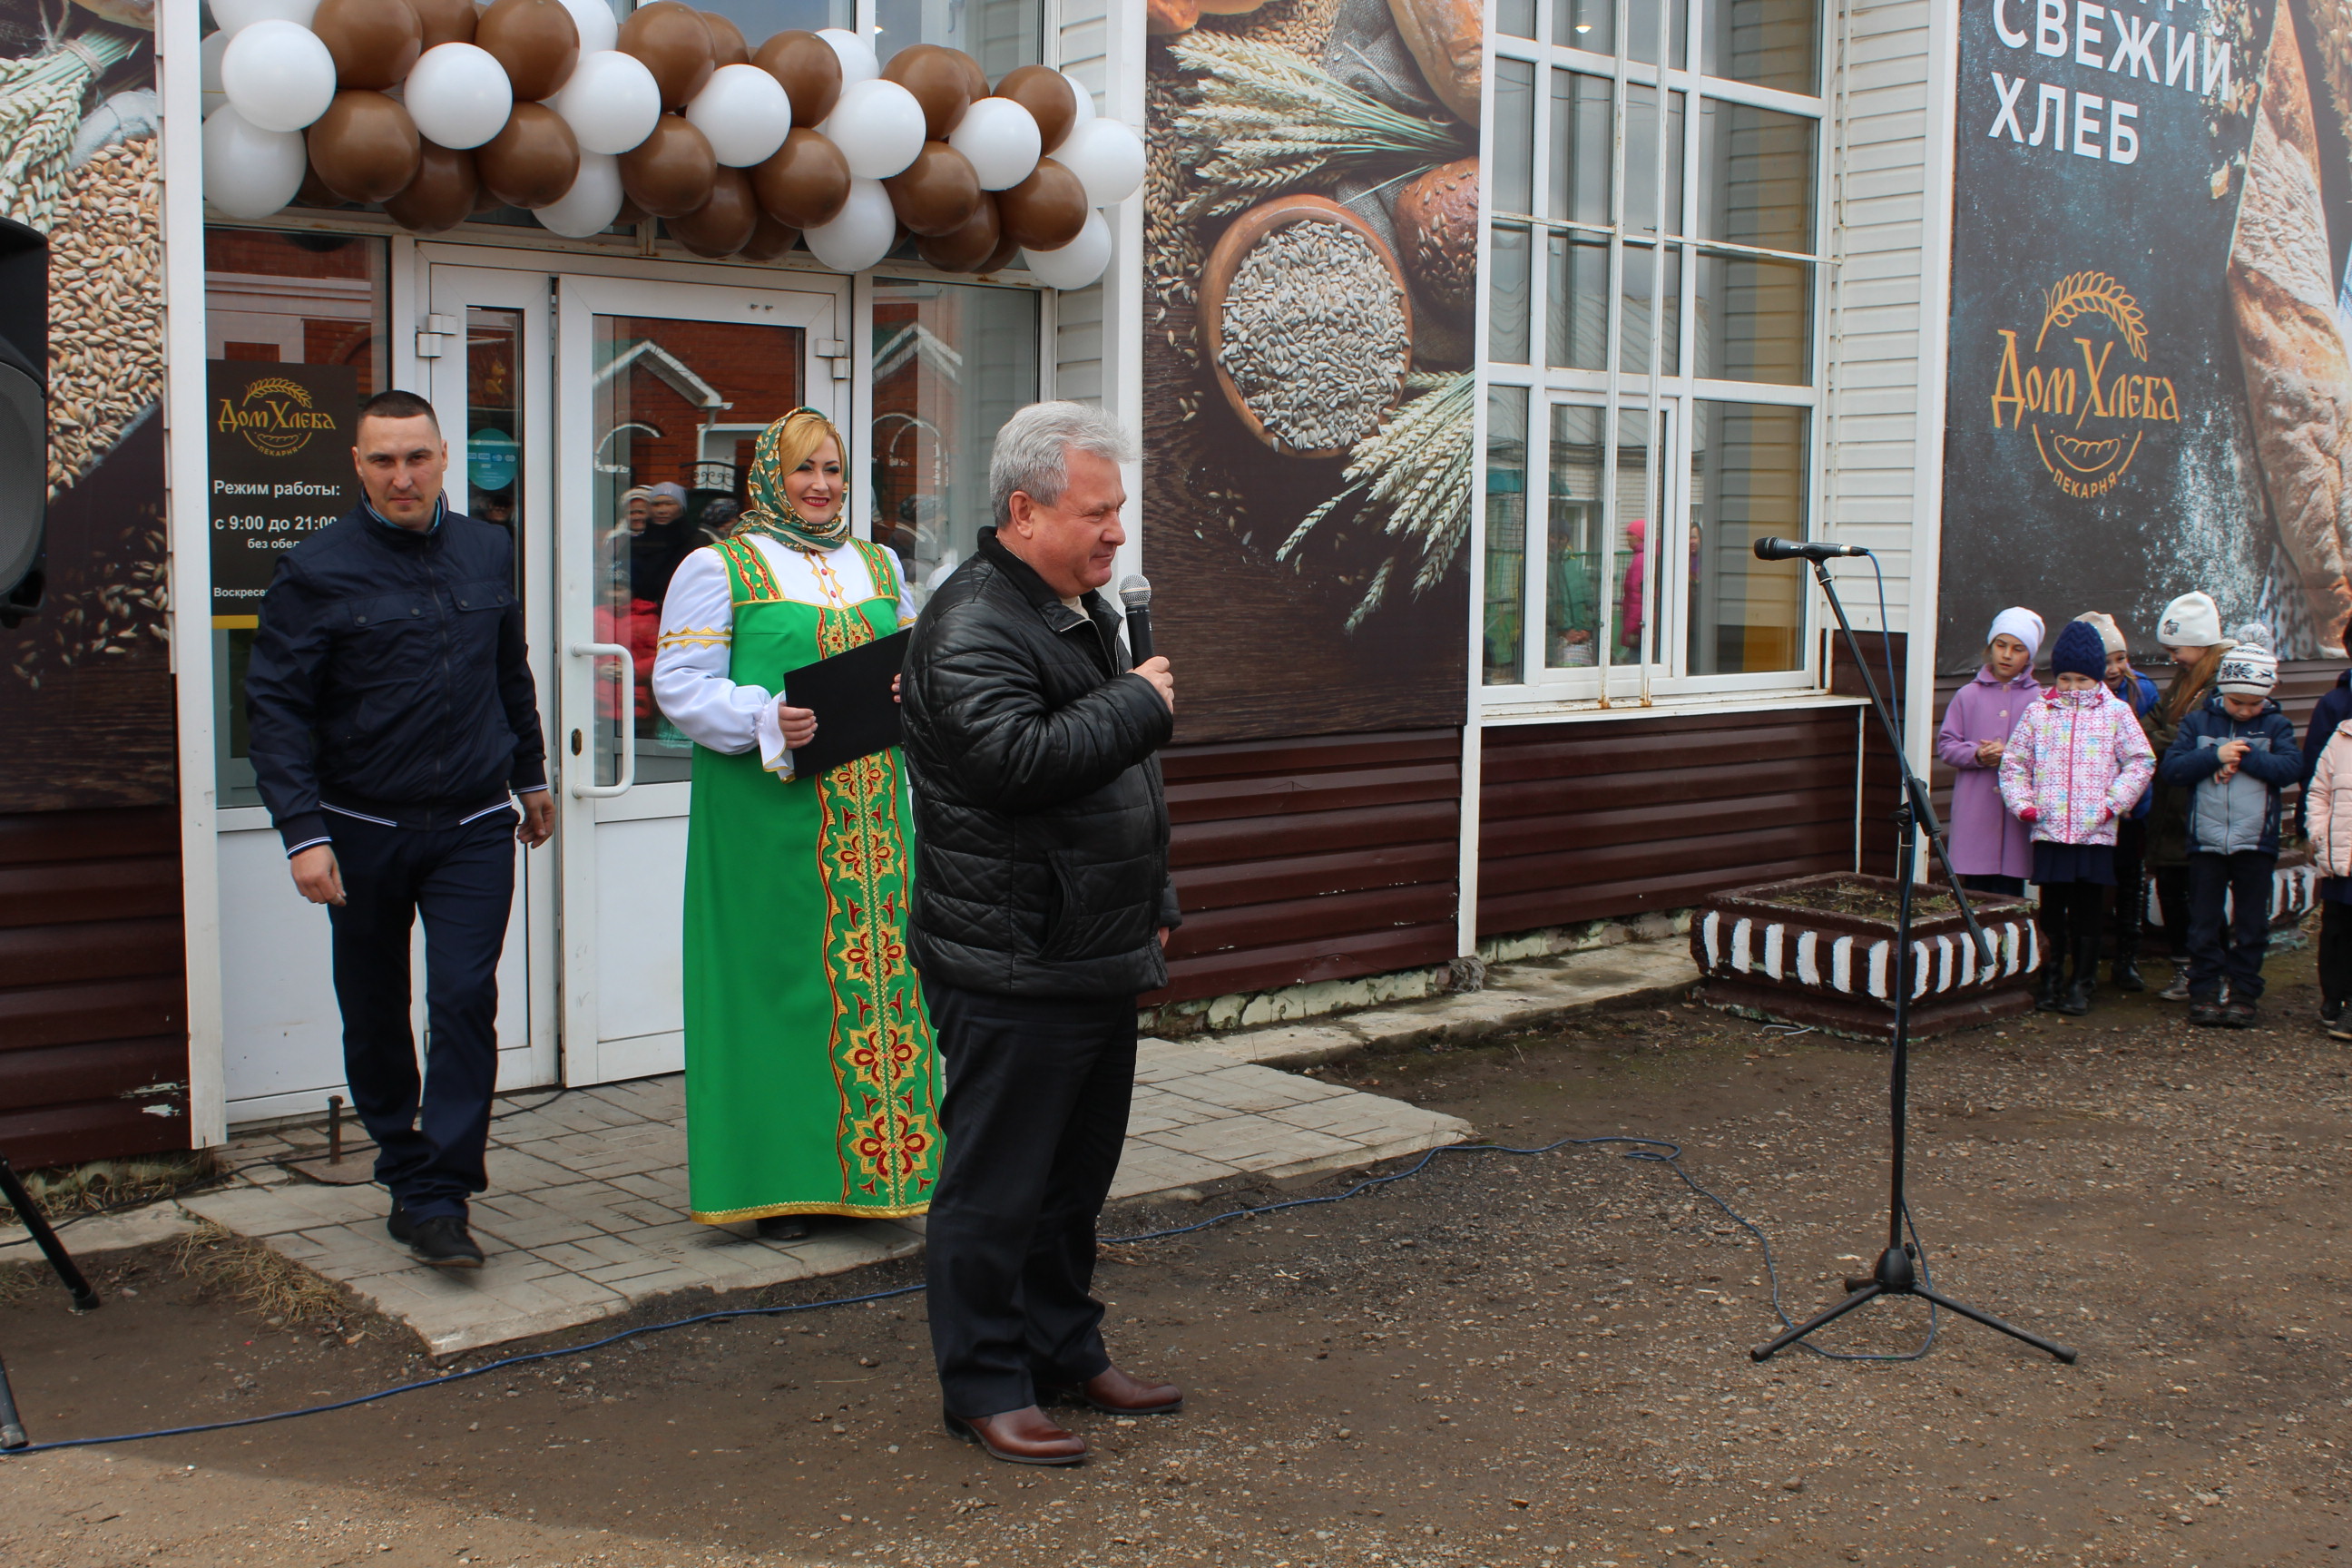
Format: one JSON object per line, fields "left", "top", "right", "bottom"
{"left": 325, "top": 809, "right": 516, "bottom": 1222}
{"left": 2184, "top": 850, "right": 2274, "bottom": 1003}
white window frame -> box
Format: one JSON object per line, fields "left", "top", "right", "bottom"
{"left": 1476, "top": 0, "right": 1831, "bottom": 713}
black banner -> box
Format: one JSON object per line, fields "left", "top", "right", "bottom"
{"left": 210, "top": 359, "right": 358, "bottom": 621}
{"left": 1941, "top": 0, "right": 2352, "bottom": 664}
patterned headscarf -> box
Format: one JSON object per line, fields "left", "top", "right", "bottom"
{"left": 732, "top": 407, "right": 850, "bottom": 554}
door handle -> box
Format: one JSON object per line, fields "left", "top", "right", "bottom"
{"left": 568, "top": 641, "right": 637, "bottom": 799}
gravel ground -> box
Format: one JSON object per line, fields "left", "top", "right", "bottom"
{"left": 4, "top": 944, "right": 2350, "bottom": 1568}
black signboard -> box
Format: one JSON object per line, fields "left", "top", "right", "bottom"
{"left": 1940, "top": 0, "right": 2352, "bottom": 663}
{"left": 210, "top": 359, "right": 359, "bottom": 622}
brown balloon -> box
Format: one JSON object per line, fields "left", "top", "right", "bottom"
{"left": 614, "top": 194, "right": 649, "bottom": 226}
{"left": 951, "top": 49, "right": 987, "bottom": 103}
{"left": 976, "top": 230, "right": 1022, "bottom": 274}
{"left": 740, "top": 211, "right": 799, "bottom": 260}
{"left": 475, "top": 101, "right": 580, "bottom": 209}
{"left": 750, "top": 126, "right": 849, "bottom": 228}
{"left": 995, "top": 156, "right": 1085, "bottom": 250}
{"left": 884, "top": 140, "right": 981, "bottom": 237}
{"left": 293, "top": 162, "right": 345, "bottom": 208}
{"left": 311, "top": 0, "right": 421, "bottom": 89}
{"left": 618, "top": 113, "right": 719, "bottom": 217}
{"left": 307, "top": 90, "right": 423, "bottom": 204}
{"left": 618, "top": 0, "right": 716, "bottom": 110}
{"left": 667, "top": 166, "right": 758, "bottom": 256}
{"left": 916, "top": 191, "right": 1001, "bottom": 272}
{"left": 700, "top": 11, "right": 750, "bottom": 67}
{"left": 753, "top": 30, "right": 841, "bottom": 126}
{"left": 383, "top": 139, "right": 479, "bottom": 232}
{"left": 475, "top": 0, "right": 580, "bottom": 103}
{"left": 410, "top": 0, "right": 475, "bottom": 49}
{"left": 884, "top": 44, "right": 975, "bottom": 139}
{"left": 994, "top": 64, "right": 1076, "bottom": 153}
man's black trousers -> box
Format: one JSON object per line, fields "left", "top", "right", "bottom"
{"left": 325, "top": 810, "right": 515, "bottom": 1223}
{"left": 2183, "top": 849, "right": 2276, "bottom": 1002}
{"left": 922, "top": 978, "right": 1136, "bottom": 1419}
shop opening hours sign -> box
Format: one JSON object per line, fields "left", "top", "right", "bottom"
{"left": 209, "top": 359, "right": 359, "bottom": 622}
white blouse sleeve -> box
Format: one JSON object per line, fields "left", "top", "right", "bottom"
{"left": 652, "top": 547, "right": 794, "bottom": 778}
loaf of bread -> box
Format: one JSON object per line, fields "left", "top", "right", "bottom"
{"left": 1385, "top": 0, "right": 1481, "bottom": 123}
{"left": 1148, "top": 0, "right": 1200, "bottom": 36}
{"left": 2229, "top": 8, "right": 2352, "bottom": 646}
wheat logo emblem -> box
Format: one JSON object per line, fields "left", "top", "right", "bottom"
{"left": 215, "top": 375, "right": 339, "bottom": 459}
{"left": 1988, "top": 271, "right": 2180, "bottom": 499}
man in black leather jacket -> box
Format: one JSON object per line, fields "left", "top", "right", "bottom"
{"left": 901, "top": 402, "right": 1181, "bottom": 1465}
{"left": 247, "top": 389, "right": 551, "bottom": 1269}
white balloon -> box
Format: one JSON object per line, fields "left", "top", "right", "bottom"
{"left": 220, "top": 20, "right": 337, "bottom": 132}
{"left": 201, "top": 30, "right": 230, "bottom": 118}
{"left": 405, "top": 43, "right": 514, "bottom": 151}
{"left": 1023, "top": 209, "right": 1112, "bottom": 289}
{"left": 687, "top": 63, "right": 792, "bottom": 168}
{"left": 551, "top": 51, "right": 662, "bottom": 155}
{"left": 536, "top": 152, "right": 624, "bottom": 237}
{"left": 816, "top": 27, "right": 880, "bottom": 87}
{"left": 1054, "top": 117, "right": 1143, "bottom": 207}
{"left": 948, "top": 96, "right": 1040, "bottom": 191}
{"left": 211, "top": 0, "right": 319, "bottom": 30}
{"left": 820, "top": 78, "right": 925, "bottom": 180}
{"left": 803, "top": 176, "right": 897, "bottom": 272}
{"left": 1054, "top": 70, "right": 1094, "bottom": 148}
{"left": 201, "top": 103, "right": 307, "bottom": 220}
{"left": 552, "top": 0, "right": 619, "bottom": 54}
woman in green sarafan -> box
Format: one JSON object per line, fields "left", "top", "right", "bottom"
{"left": 651, "top": 408, "right": 941, "bottom": 1240}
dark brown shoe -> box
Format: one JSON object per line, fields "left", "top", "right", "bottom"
{"left": 1044, "top": 1364, "right": 1183, "bottom": 1415}
{"left": 944, "top": 1406, "right": 1088, "bottom": 1465}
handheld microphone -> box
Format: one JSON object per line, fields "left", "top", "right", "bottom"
{"left": 1118, "top": 573, "right": 1153, "bottom": 666}
{"left": 1753, "top": 537, "right": 1870, "bottom": 562}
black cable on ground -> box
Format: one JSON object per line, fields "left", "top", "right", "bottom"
{"left": 1, "top": 1131, "right": 1946, "bottom": 1455}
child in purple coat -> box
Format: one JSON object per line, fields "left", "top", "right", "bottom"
{"left": 1937, "top": 607, "right": 2043, "bottom": 894}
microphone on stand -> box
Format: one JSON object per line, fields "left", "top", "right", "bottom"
{"left": 1754, "top": 537, "right": 1871, "bottom": 562}
{"left": 1119, "top": 573, "right": 1153, "bottom": 666}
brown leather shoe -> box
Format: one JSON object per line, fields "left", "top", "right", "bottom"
{"left": 1044, "top": 1364, "right": 1183, "bottom": 1415}
{"left": 944, "top": 1406, "right": 1088, "bottom": 1465}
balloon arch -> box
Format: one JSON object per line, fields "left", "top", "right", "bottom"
{"left": 200, "top": 0, "right": 1142, "bottom": 289}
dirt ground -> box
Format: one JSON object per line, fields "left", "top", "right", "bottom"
{"left": 5, "top": 943, "right": 2352, "bottom": 1568}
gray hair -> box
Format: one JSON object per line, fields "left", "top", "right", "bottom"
{"left": 988, "top": 401, "right": 1137, "bottom": 525}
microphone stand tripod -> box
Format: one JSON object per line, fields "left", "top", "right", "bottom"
{"left": 1749, "top": 556, "right": 2075, "bottom": 1367}
{"left": 0, "top": 1151, "right": 103, "bottom": 1448}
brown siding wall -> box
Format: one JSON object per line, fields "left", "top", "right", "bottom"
{"left": 1477, "top": 706, "right": 1865, "bottom": 937}
{"left": 1150, "top": 730, "right": 1462, "bottom": 1004}
{"left": 0, "top": 808, "right": 190, "bottom": 1167}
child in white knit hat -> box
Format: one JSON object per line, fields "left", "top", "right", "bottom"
{"left": 2143, "top": 592, "right": 2238, "bottom": 999}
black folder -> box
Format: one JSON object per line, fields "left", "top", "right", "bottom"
{"left": 782, "top": 628, "right": 912, "bottom": 778}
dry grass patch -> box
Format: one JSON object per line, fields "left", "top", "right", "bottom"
{"left": 173, "top": 1220, "right": 347, "bottom": 1324}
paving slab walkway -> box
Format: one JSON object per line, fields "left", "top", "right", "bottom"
{"left": 182, "top": 1040, "right": 1471, "bottom": 1357}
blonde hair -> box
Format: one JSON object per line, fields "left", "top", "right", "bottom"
{"left": 767, "top": 407, "right": 847, "bottom": 482}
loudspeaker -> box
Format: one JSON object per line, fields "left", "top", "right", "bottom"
{"left": 0, "top": 216, "right": 45, "bottom": 626}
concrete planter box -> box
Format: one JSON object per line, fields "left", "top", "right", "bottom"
{"left": 1690, "top": 873, "right": 2041, "bottom": 1037}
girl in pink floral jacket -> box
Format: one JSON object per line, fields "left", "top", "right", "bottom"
{"left": 1998, "top": 618, "right": 2156, "bottom": 1014}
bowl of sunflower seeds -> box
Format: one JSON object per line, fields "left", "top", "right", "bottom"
{"left": 1199, "top": 195, "right": 1415, "bottom": 459}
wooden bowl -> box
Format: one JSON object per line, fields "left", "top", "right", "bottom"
{"left": 1198, "top": 193, "right": 1415, "bottom": 459}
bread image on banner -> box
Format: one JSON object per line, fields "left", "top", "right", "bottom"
{"left": 2228, "top": 3, "right": 2352, "bottom": 650}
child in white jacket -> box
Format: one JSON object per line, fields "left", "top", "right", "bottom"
{"left": 2306, "top": 726, "right": 2352, "bottom": 1040}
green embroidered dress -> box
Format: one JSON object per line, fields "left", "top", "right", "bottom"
{"left": 658, "top": 532, "right": 942, "bottom": 1223}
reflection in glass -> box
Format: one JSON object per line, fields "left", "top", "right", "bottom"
{"left": 1689, "top": 400, "right": 1806, "bottom": 674}
{"left": 1695, "top": 250, "right": 1809, "bottom": 384}
{"left": 1489, "top": 225, "right": 1532, "bottom": 365}
{"left": 464, "top": 309, "right": 524, "bottom": 583}
{"left": 875, "top": 0, "right": 1040, "bottom": 74}
{"left": 1484, "top": 387, "right": 1529, "bottom": 685}
{"left": 592, "top": 314, "right": 805, "bottom": 786}
{"left": 1549, "top": 70, "right": 1610, "bottom": 227}
{"left": 1620, "top": 244, "right": 1681, "bottom": 377}
{"left": 1699, "top": 98, "right": 1817, "bottom": 254}
{"left": 1545, "top": 406, "right": 1657, "bottom": 669}
{"left": 870, "top": 279, "right": 1040, "bottom": 608}
{"left": 1545, "top": 232, "right": 1608, "bottom": 370}
{"left": 1624, "top": 85, "right": 1685, "bottom": 236}
{"left": 700, "top": 0, "right": 853, "bottom": 36}
{"left": 1494, "top": 59, "right": 1535, "bottom": 216}
{"left": 1554, "top": 0, "right": 1687, "bottom": 64}
{"left": 204, "top": 227, "right": 390, "bottom": 808}
{"left": 1497, "top": 0, "right": 1536, "bottom": 38}
{"left": 1703, "top": 0, "right": 1820, "bottom": 95}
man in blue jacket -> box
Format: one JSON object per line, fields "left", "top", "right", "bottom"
{"left": 2157, "top": 643, "right": 2298, "bottom": 1028}
{"left": 247, "top": 389, "right": 552, "bottom": 1268}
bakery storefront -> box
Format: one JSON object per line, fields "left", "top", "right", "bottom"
{"left": 6, "top": 0, "right": 2338, "bottom": 1163}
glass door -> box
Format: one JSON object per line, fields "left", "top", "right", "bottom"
{"left": 555, "top": 273, "right": 846, "bottom": 1085}
{"left": 424, "top": 266, "right": 557, "bottom": 1092}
